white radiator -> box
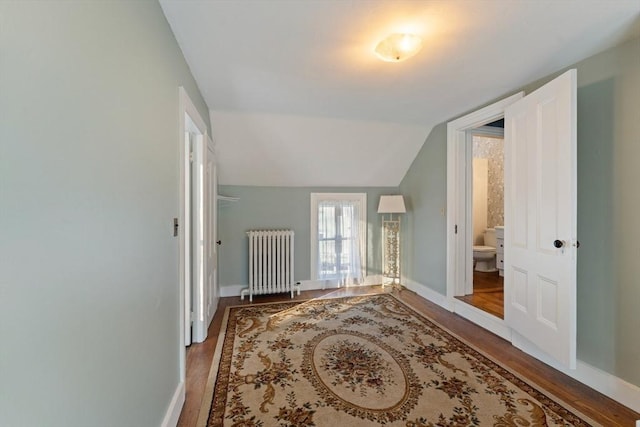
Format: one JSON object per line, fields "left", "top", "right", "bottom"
{"left": 241, "top": 230, "right": 300, "bottom": 302}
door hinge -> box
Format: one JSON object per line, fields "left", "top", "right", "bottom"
{"left": 173, "top": 218, "right": 179, "bottom": 237}
{"left": 455, "top": 224, "right": 458, "bottom": 234}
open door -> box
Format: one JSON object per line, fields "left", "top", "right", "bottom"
{"left": 183, "top": 130, "right": 194, "bottom": 346}
{"left": 191, "top": 131, "right": 205, "bottom": 343}
{"left": 205, "top": 135, "right": 219, "bottom": 327}
{"left": 504, "top": 69, "right": 577, "bottom": 369}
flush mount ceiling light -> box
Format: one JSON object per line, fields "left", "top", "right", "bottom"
{"left": 374, "top": 33, "right": 423, "bottom": 62}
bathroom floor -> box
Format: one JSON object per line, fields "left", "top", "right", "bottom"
{"left": 456, "top": 271, "right": 504, "bottom": 318}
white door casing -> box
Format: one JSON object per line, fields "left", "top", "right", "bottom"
{"left": 504, "top": 69, "right": 577, "bottom": 369}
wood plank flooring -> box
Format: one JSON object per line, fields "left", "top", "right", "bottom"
{"left": 457, "top": 270, "right": 504, "bottom": 318}
{"left": 177, "top": 285, "right": 639, "bottom": 427}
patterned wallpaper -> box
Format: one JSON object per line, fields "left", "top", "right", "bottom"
{"left": 473, "top": 136, "right": 504, "bottom": 228}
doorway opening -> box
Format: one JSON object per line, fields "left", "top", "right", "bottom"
{"left": 446, "top": 92, "right": 523, "bottom": 340}
{"left": 455, "top": 121, "right": 505, "bottom": 318}
{"left": 178, "top": 87, "right": 219, "bottom": 384}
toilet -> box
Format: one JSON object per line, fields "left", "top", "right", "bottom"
{"left": 473, "top": 228, "right": 497, "bottom": 272}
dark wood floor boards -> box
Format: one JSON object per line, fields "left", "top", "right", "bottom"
{"left": 177, "top": 286, "right": 639, "bottom": 427}
{"left": 457, "top": 270, "right": 505, "bottom": 318}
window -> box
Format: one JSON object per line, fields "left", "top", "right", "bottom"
{"left": 310, "top": 193, "right": 366, "bottom": 283}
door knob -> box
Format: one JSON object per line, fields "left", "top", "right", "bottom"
{"left": 553, "top": 240, "right": 564, "bottom": 248}
{"left": 216, "top": 240, "right": 222, "bottom": 245}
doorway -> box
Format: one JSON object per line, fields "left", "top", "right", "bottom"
{"left": 446, "top": 69, "right": 578, "bottom": 370}
{"left": 456, "top": 123, "right": 505, "bottom": 318}
{"left": 178, "top": 87, "right": 219, "bottom": 383}
{"left": 445, "top": 92, "right": 523, "bottom": 339}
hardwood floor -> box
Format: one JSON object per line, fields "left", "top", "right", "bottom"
{"left": 472, "top": 270, "right": 504, "bottom": 292}
{"left": 177, "top": 285, "right": 639, "bottom": 427}
{"left": 456, "top": 270, "right": 504, "bottom": 318}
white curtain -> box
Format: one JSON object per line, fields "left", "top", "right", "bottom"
{"left": 317, "top": 199, "right": 364, "bottom": 284}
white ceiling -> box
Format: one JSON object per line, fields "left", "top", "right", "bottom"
{"left": 160, "top": 0, "right": 640, "bottom": 187}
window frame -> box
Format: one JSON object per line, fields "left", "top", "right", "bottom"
{"left": 310, "top": 192, "right": 367, "bottom": 281}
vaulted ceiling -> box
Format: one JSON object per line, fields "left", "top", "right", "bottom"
{"left": 159, "top": 0, "right": 639, "bottom": 187}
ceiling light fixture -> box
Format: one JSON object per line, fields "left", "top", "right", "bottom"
{"left": 374, "top": 33, "right": 423, "bottom": 62}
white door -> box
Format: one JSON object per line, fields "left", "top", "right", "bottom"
{"left": 205, "top": 136, "right": 219, "bottom": 326}
{"left": 187, "top": 132, "right": 214, "bottom": 344}
{"left": 184, "top": 131, "right": 193, "bottom": 346}
{"left": 191, "top": 132, "right": 205, "bottom": 343}
{"left": 504, "top": 69, "right": 577, "bottom": 369}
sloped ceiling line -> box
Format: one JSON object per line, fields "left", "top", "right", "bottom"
{"left": 159, "top": 0, "right": 640, "bottom": 186}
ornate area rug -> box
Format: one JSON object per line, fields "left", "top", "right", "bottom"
{"left": 198, "top": 294, "right": 596, "bottom": 426}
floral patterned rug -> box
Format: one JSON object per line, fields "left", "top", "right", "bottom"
{"left": 198, "top": 293, "right": 596, "bottom": 426}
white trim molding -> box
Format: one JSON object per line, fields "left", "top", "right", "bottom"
{"left": 451, "top": 299, "right": 511, "bottom": 340}
{"left": 160, "top": 382, "right": 185, "bottom": 427}
{"left": 511, "top": 331, "right": 640, "bottom": 413}
{"left": 219, "top": 275, "right": 383, "bottom": 298}
{"left": 219, "top": 284, "right": 246, "bottom": 298}
{"left": 571, "top": 362, "right": 640, "bottom": 414}
{"left": 402, "top": 278, "right": 451, "bottom": 311}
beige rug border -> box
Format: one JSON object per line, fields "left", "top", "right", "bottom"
{"left": 195, "top": 291, "right": 601, "bottom": 427}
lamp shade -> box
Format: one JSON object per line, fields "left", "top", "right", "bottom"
{"left": 377, "top": 195, "right": 406, "bottom": 214}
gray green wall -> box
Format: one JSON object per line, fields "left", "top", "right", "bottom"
{"left": 218, "top": 186, "right": 399, "bottom": 286}
{"left": 398, "top": 123, "right": 448, "bottom": 294}
{"left": 399, "top": 36, "right": 640, "bottom": 387}
{"left": 0, "top": 2, "right": 210, "bottom": 426}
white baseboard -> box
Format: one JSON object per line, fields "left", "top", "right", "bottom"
{"left": 297, "top": 279, "right": 338, "bottom": 291}
{"left": 219, "top": 284, "right": 245, "bottom": 297}
{"left": 220, "top": 275, "right": 383, "bottom": 298}
{"left": 406, "top": 277, "right": 640, "bottom": 413}
{"left": 161, "top": 381, "right": 185, "bottom": 427}
{"left": 572, "top": 361, "right": 640, "bottom": 414}
{"left": 511, "top": 332, "right": 640, "bottom": 413}
{"left": 362, "top": 274, "right": 384, "bottom": 286}
{"left": 451, "top": 299, "right": 512, "bottom": 341}
{"left": 402, "top": 278, "right": 452, "bottom": 311}
{"left": 402, "top": 279, "right": 510, "bottom": 341}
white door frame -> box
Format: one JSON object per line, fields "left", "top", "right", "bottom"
{"left": 178, "top": 87, "right": 208, "bottom": 380}
{"left": 446, "top": 92, "right": 523, "bottom": 338}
